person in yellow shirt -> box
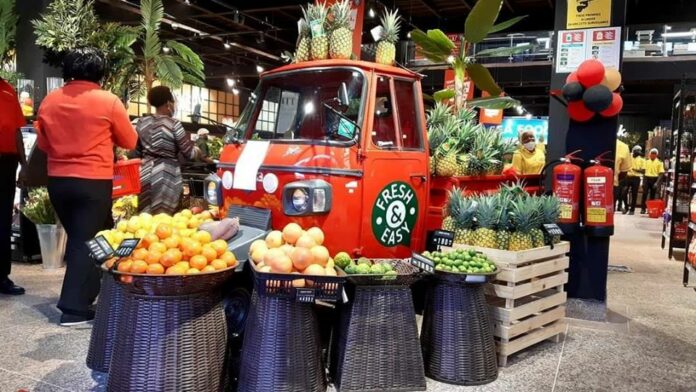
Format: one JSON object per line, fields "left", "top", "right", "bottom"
{"left": 614, "top": 140, "right": 632, "bottom": 212}
{"left": 622, "top": 145, "right": 644, "bottom": 215}
{"left": 511, "top": 131, "right": 546, "bottom": 175}
{"left": 640, "top": 148, "right": 665, "bottom": 214}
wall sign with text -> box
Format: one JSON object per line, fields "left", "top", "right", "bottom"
{"left": 555, "top": 27, "right": 621, "bottom": 73}
{"left": 567, "top": 0, "right": 612, "bottom": 30}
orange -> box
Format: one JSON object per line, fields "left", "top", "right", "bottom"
{"left": 182, "top": 241, "right": 202, "bottom": 258}
{"left": 146, "top": 263, "right": 165, "bottom": 275}
{"left": 117, "top": 260, "right": 132, "bottom": 273}
{"left": 189, "top": 255, "right": 208, "bottom": 270}
{"left": 161, "top": 249, "right": 183, "bottom": 268}
{"left": 156, "top": 223, "right": 173, "bottom": 240}
{"left": 132, "top": 248, "right": 149, "bottom": 261}
{"left": 221, "top": 251, "right": 237, "bottom": 267}
{"left": 186, "top": 268, "right": 201, "bottom": 275}
{"left": 193, "top": 230, "right": 212, "bottom": 245}
{"left": 210, "top": 259, "right": 227, "bottom": 270}
{"left": 201, "top": 245, "right": 218, "bottom": 262}
{"left": 165, "top": 265, "right": 186, "bottom": 275}
{"left": 148, "top": 241, "right": 167, "bottom": 254}
{"left": 141, "top": 233, "right": 160, "bottom": 250}
{"left": 145, "top": 250, "right": 163, "bottom": 265}
{"left": 210, "top": 240, "right": 228, "bottom": 257}
{"left": 130, "top": 260, "right": 148, "bottom": 274}
{"left": 163, "top": 234, "right": 181, "bottom": 249}
{"left": 201, "top": 265, "right": 216, "bottom": 273}
{"left": 175, "top": 261, "right": 190, "bottom": 270}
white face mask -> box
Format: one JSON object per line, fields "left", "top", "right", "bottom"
{"left": 524, "top": 141, "right": 536, "bottom": 151}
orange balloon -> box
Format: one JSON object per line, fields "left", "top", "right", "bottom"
{"left": 601, "top": 68, "right": 622, "bottom": 91}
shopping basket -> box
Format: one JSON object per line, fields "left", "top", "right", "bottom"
{"left": 112, "top": 159, "right": 141, "bottom": 199}
{"left": 646, "top": 199, "right": 665, "bottom": 219}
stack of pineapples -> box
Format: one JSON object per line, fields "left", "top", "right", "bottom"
{"left": 442, "top": 183, "right": 562, "bottom": 251}
{"left": 427, "top": 103, "right": 517, "bottom": 178}
{"left": 296, "top": 2, "right": 401, "bottom": 65}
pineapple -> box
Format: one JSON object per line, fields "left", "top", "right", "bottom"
{"left": 296, "top": 12, "right": 312, "bottom": 62}
{"left": 495, "top": 195, "right": 512, "bottom": 250}
{"left": 541, "top": 196, "right": 562, "bottom": 244}
{"left": 427, "top": 126, "right": 447, "bottom": 176}
{"left": 473, "top": 197, "right": 498, "bottom": 248}
{"left": 328, "top": 0, "right": 353, "bottom": 59}
{"left": 508, "top": 197, "right": 538, "bottom": 251}
{"left": 442, "top": 187, "right": 464, "bottom": 232}
{"left": 465, "top": 132, "right": 497, "bottom": 176}
{"left": 375, "top": 9, "right": 401, "bottom": 65}
{"left": 436, "top": 151, "right": 458, "bottom": 177}
{"left": 529, "top": 196, "right": 546, "bottom": 248}
{"left": 307, "top": 2, "right": 329, "bottom": 60}
{"left": 453, "top": 198, "right": 475, "bottom": 245}
{"left": 433, "top": 117, "right": 460, "bottom": 177}
{"left": 427, "top": 102, "right": 453, "bottom": 129}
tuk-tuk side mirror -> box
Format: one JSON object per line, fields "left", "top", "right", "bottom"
{"left": 338, "top": 82, "right": 350, "bottom": 108}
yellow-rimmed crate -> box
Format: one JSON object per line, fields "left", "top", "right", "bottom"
{"left": 450, "top": 242, "right": 569, "bottom": 367}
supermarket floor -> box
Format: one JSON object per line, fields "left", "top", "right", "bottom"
{"left": 1, "top": 213, "right": 696, "bottom": 392}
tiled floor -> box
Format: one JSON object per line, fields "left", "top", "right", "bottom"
{"left": 1, "top": 213, "right": 696, "bottom": 391}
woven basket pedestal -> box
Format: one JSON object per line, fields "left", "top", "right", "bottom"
{"left": 333, "top": 285, "right": 426, "bottom": 392}
{"left": 421, "top": 277, "right": 498, "bottom": 386}
{"left": 237, "top": 292, "right": 326, "bottom": 392}
{"left": 86, "top": 273, "right": 124, "bottom": 373}
{"left": 107, "top": 291, "right": 227, "bottom": 392}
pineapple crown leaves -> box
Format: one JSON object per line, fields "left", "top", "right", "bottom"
{"left": 306, "top": 2, "right": 329, "bottom": 24}
{"left": 379, "top": 8, "right": 401, "bottom": 44}
{"left": 454, "top": 197, "right": 476, "bottom": 229}
{"left": 541, "top": 195, "right": 561, "bottom": 224}
{"left": 426, "top": 102, "right": 453, "bottom": 129}
{"left": 444, "top": 187, "right": 465, "bottom": 217}
{"left": 494, "top": 194, "right": 513, "bottom": 230}
{"left": 328, "top": 0, "right": 352, "bottom": 31}
{"left": 474, "top": 196, "right": 498, "bottom": 229}
{"left": 298, "top": 17, "right": 310, "bottom": 38}
{"left": 428, "top": 126, "right": 448, "bottom": 153}
{"left": 509, "top": 197, "right": 539, "bottom": 233}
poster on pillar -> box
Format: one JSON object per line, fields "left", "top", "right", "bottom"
{"left": 443, "top": 69, "right": 474, "bottom": 101}
{"left": 322, "top": 0, "right": 365, "bottom": 59}
{"left": 479, "top": 91, "right": 503, "bottom": 125}
{"left": 566, "top": 0, "right": 612, "bottom": 29}
{"left": 556, "top": 27, "right": 621, "bottom": 73}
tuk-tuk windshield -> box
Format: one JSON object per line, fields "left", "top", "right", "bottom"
{"left": 240, "top": 68, "right": 365, "bottom": 144}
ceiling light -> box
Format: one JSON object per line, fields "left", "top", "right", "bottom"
{"left": 662, "top": 31, "right": 696, "bottom": 38}
{"left": 256, "top": 65, "right": 264, "bottom": 73}
{"left": 226, "top": 78, "right": 235, "bottom": 87}
{"left": 224, "top": 41, "right": 231, "bottom": 49}
{"left": 368, "top": 8, "right": 375, "bottom": 18}
{"left": 516, "top": 106, "right": 524, "bottom": 115}
{"left": 407, "top": 31, "right": 411, "bottom": 39}
{"left": 525, "top": 113, "right": 532, "bottom": 120}
{"left": 232, "top": 88, "right": 240, "bottom": 95}
{"left": 163, "top": 47, "right": 171, "bottom": 53}
{"left": 446, "top": 55, "right": 455, "bottom": 64}
{"left": 184, "top": 0, "right": 191, "bottom": 4}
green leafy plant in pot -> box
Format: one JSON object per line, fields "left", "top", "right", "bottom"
{"left": 411, "top": 0, "right": 531, "bottom": 111}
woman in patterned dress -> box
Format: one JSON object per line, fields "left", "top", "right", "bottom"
{"left": 135, "top": 86, "right": 200, "bottom": 214}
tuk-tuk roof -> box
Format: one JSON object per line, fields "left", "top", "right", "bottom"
{"left": 262, "top": 59, "right": 422, "bottom": 80}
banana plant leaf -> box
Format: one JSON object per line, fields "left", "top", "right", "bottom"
{"left": 466, "top": 96, "right": 520, "bottom": 110}
{"left": 433, "top": 88, "right": 455, "bottom": 102}
{"left": 411, "top": 29, "right": 450, "bottom": 63}
{"left": 464, "top": 0, "right": 504, "bottom": 44}
{"left": 475, "top": 44, "right": 535, "bottom": 58}
{"left": 426, "top": 29, "right": 455, "bottom": 53}
{"left": 466, "top": 63, "right": 502, "bottom": 96}
{"left": 488, "top": 16, "right": 527, "bottom": 34}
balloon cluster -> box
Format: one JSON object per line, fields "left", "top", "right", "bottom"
{"left": 562, "top": 59, "right": 623, "bottom": 122}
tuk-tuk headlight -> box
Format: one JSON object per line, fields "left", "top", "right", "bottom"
{"left": 292, "top": 188, "right": 309, "bottom": 212}
{"left": 283, "top": 180, "right": 332, "bottom": 216}
{"left": 204, "top": 174, "right": 223, "bottom": 206}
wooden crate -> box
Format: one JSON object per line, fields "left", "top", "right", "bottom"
{"left": 452, "top": 242, "right": 570, "bottom": 366}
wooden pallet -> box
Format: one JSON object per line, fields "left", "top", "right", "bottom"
{"left": 452, "top": 242, "right": 570, "bottom": 366}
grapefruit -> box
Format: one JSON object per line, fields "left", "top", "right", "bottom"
{"left": 282, "top": 223, "right": 303, "bottom": 245}
{"left": 271, "top": 255, "right": 293, "bottom": 273}
{"left": 291, "top": 247, "right": 314, "bottom": 271}
{"left": 296, "top": 234, "right": 316, "bottom": 249}
{"left": 263, "top": 248, "right": 285, "bottom": 269}
{"left": 310, "top": 246, "right": 330, "bottom": 267}
{"left": 250, "top": 239, "right": 268, "bottom": 254}
{"left": 280, "top": 244, "right": 295, "bottom": 258}
{"left": 306, "top": 227, "right": 324, "bottom": 245}
{"left": 265, "top": 230, "right": 283, "bottom": 248}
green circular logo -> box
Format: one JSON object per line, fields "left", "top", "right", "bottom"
{"left": 372, "top": 181, "right": 419, "bottom": 247}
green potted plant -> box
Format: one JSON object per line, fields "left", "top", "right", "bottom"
{"left": 21, "top": 188, "right": 66, "bottom": 269}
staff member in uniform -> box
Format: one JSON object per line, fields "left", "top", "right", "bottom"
{"left": 640, "top": 148, "right": 665, "bottom": 214}
{"left": 614, "top": 140, "right": 632, "bottom": 213}
{"left": 37, "top": 48, "right": 138, "bottom": 326}
{"left": 622, "top": 145, "right": 644, "bottom": 215}
{"left": 0, "top": 77, "right": 27, "bottom": 295}
{"left": 511, "top": 130, "right": 546, "bottom": 175}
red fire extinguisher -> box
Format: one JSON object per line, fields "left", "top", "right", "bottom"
{"left": 583, "top": 151, "right": 614, "bottom": 228}
{"left": 553, "top": 150, "right": 583, "bottom": 225}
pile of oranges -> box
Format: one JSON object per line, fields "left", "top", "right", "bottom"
{"left": 101, "top": 209, "right": 237, "bottom": 276}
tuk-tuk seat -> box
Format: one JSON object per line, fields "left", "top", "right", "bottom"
{"left": 225, "top": 205, "right": 272, "bottom": 261}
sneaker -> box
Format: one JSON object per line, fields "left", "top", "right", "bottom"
{"left": 622, "top": 209, "right": 628, "bottom": 215}
{"left": 60, "top": 312, "right": 95, "bottom": 327}
{"left": 628, "top": 210, "right": 635, "bottom": 215}
{"left": 0, "top": 278, "right": 25, "bottom": 295}
{"left": 641, "top": 210, "right": 646, "bottom": 214}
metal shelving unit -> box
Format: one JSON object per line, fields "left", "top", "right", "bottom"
{"left": 675, "top": 80, "right": 696, "bottom": 289}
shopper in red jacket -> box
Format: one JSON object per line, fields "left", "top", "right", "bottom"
{"left": 0, "top": 78, "right": 27, "bottom": 295}
{"left": 37, "top": 48, "right": 138, "bottom": 326}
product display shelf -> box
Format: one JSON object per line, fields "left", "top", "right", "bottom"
{"left": 332, "top": 260, "right": 426, "bottom": 392}
{"left": 452, "top": 242, "right": 570, "bottom": 367}
{"left": 680, "top": 80, "right": 696, "bottom": 288}
{"left": 86, "top": 269, "right": 125, "bottom": 373}
{"left": 107, "top": 268, "right": 235, "bottom": 392}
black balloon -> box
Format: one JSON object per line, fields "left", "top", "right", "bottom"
{"left": 583, "top": 85, "right": 613, "bottom": 112}
{"left": 562, "top": 82, "right": 585, "bottom": 101}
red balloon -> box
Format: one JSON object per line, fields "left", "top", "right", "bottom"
{"left": 566, "top": 72, "right": 579, "bottom": 84}
{"left": 568, "top": 100, "right": 595, "bottom": 122}
{"left": 577, "top": 59, "right": 605, "bottom": 88}
{"left": 600, "top": 93, "right": 623, "bottom": 117}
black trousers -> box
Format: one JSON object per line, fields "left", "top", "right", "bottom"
{"left": 623, "top": 176, "right": 641, "bottom": 212}
{"left": 641, "top": 176, "right": 658, "bottom": 211}
{"left": 48, "top": 177, "right": 112, "bottom": 316}
{"left": 0, "top": 156, "right": 19, "bottom": 279}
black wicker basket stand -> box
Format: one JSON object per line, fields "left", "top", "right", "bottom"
{"left": 332, "top": 260, "right": 426, "bottom": 392}
{"left": 107, "top": 268, "right": 235, "bottom": 392}
{"left": 420, "top": 271, "right": 498, "bottom": 386}
{"left": 86, "top": 267, "right": 125, "bottom": 373}
{"left": 237, "top": 264, "right": 345, "bottom": 392}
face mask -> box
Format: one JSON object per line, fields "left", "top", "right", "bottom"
{"left": 524, "top": 141, "right": 536, "bottom": 151}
